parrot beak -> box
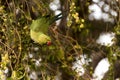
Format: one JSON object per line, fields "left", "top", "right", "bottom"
{"left": 47, "top": 41, "right": 52, "bottom": 46}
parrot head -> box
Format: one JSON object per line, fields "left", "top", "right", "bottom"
{"left": 30, "top": 30, "right": 52, "bottom": 46}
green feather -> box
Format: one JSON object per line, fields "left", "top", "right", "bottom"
{"left": 30, "top": 13, "right": 62, "bottom": 32}
{"left": 30, "top": 13, "right": 62, "bottom": 45}
{"left": 30, "top": 30, "right": 51, "bottom": 45}
{"left": 30, "top": 17, "right": 50, "bottom": 33}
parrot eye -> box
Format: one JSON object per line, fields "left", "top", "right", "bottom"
{"left": 47, "top": 41, "right": 52, "bottom": 46}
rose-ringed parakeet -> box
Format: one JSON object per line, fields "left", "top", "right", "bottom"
{"left": 30, "top": 13, "right": 62, "bottom": 45}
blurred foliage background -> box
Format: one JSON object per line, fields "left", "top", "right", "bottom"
{"left": 0, "top": 0, "right": 120, "bottom": 80}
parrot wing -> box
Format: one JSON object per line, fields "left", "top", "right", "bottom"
{"left": 30, "top": 17, "right": 49, "bottom": 33}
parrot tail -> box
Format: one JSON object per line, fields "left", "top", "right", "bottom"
{"left": 50, "top": 13, "right": 63, "bottom": 24}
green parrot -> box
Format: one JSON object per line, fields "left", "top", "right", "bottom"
{"left": 30, "top": 13, "right": 62, "bottom": 45}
